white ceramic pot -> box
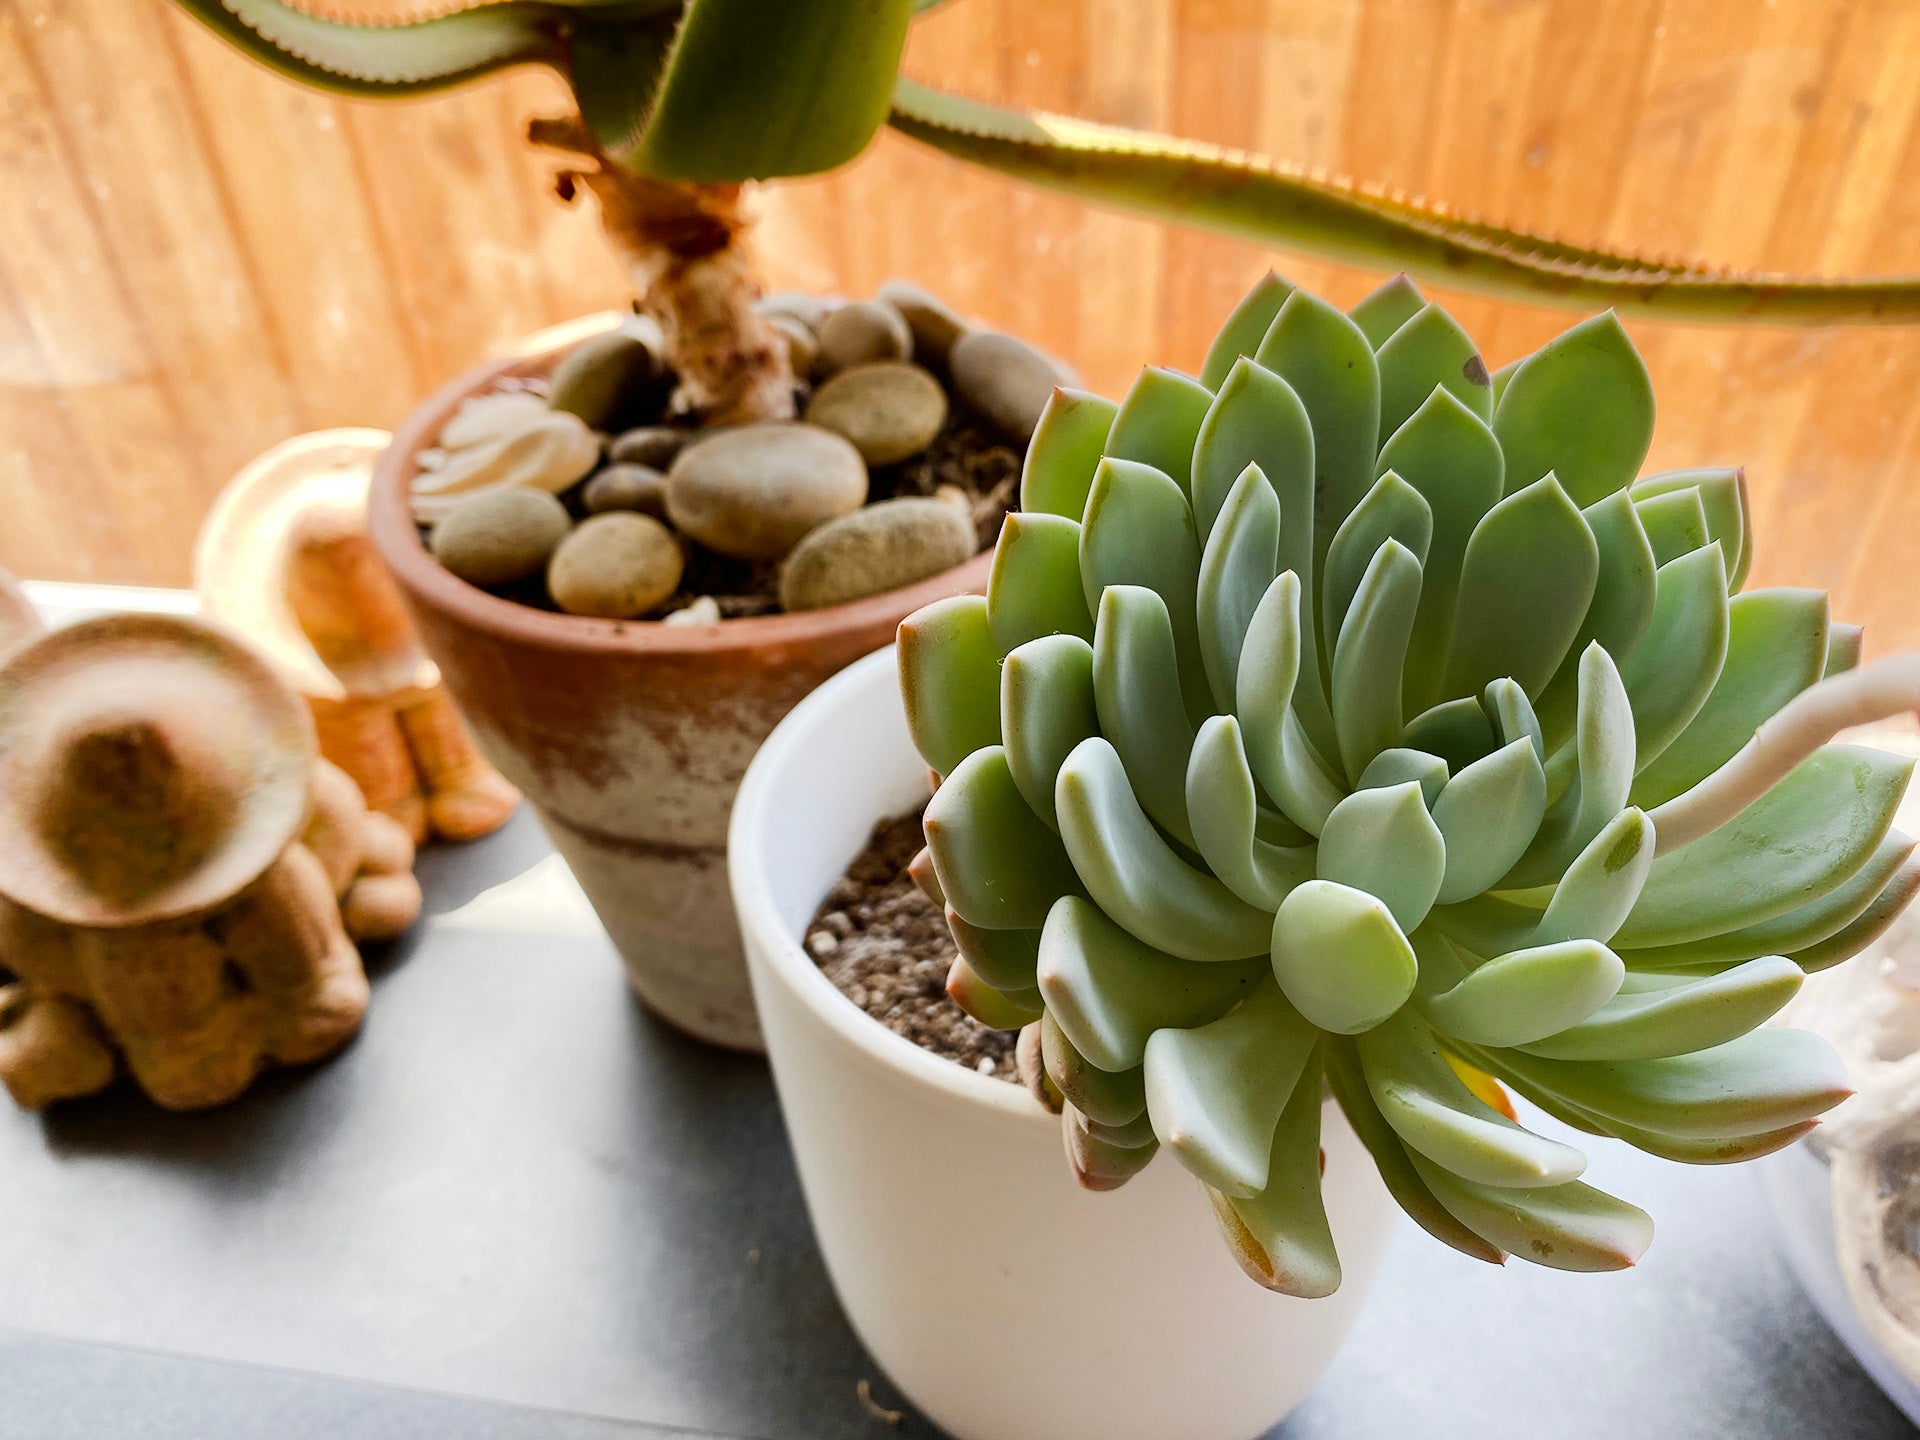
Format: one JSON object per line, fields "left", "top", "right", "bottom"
{"left": 729, "top": 647, "right": 1403, "bottom": 1440}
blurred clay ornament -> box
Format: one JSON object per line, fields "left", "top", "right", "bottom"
{"left": 196, "top": 430, "right": 519, "bottom": 844}
{"left": 0, "top": 613, "right": 421, "bottom": 1111}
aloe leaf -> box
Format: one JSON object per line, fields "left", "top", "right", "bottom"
{"left": 169, "top": 0, "right": 560, "bottom": 95}
{"left": 1790, "top": 853, "right": 1920, "bottom": 972}
{"left": 1533, "top": 808, "right": 1655, "bottom": 946}
{"left": 1202, "top": 274, "right": 1297, "bottom": 392}
{"left": 1377, "top": 304, "right": 1495, "bottom": 442}
{"left": 1618, "top": 830, "right": 1914, "bottom": 971}
{"left": 1425, "top": 940, "right": 1625, "bottom": 1048}
{"left": 1357, "top": 748, "right": 1449, "bottom": 808}
{"left": 1236, "top": 573, "right": 1345, "bottom": 835}
{"left": 1021, "top": 389, "right": 1118, "bottom": 520}
{"left": 1272, "top": 880, "right": 1419, "bottom": 1034}
{"left": 899, "top": 594, "right": 1001, "bottom": 776}
{"left": 1055, "top": 739, "right": 1274, "bottom": 961}
{"left": 1489, "top": 1027, "right": 1851, "bottom": 1141}
{"left": 1404, "top": 696, "right": 1498, "bottom": 775}
{"left": 1614, "top": 745, "right": 1913, "bottom": 948}
{"left": 1492, "top": 313, "right": 1653, "bottom": 505}
{"left": 1376, "top": 389, "right": 1505, "bottom": 714}
{"left": 634, "top": 0, "right": 913, "bottom": 180}
{"left": 1617, "top": 544, "right": 1730, "bottom": 772}
{"left": 1349, "top": 274, "right": 1427, "bottom": 349}
{"left": 1197, "top": 465, "right": 1282, "bottom": 711}
{"left": 1359, "top": 1010, "right": 1586, "bottom": 1188}
{"left": 1825, "top": 622, "right": 1865, "bottom": 677}
{"left": 1094, "top": 587, "right": 1201, "bottom": 847}
{"left": 1327, "top": 1039, "right": 1507, "bottom": 1265}
{"left": 1144, "top": 981, "right": 1320, "bottom": 1197}
{"left": 1519, "top": 957, "right": 1803, "bottom": 1062}
{"left": 1209, "top": 1051, "right": 1341, "bottom": 1297}
{"left": 947, "top": 955, "right": 1044, "bottom": 1029}
{"left": 1412, "top": 1158, "right": 1652, "bottom": 1273}
{"left": 1532, "top": 491, "right": 1658, "bottom": 748}
{"left": 1038, "top": 895, "right": 1267, "bottom": 1071}
{"left": 1331, "top": 539, "right": 1423, "bottom": 782}
{"left": 925, "top": 745, "right": 1081, "bottom": 929}
{"left": 1629, "top": 589, "right": 1830, "bottom": 809}
{"left": 1079, "top": 458, "right": 1210, "bottom": 718}
{"left": 566, "top": 20, "right": 675, "bottom": 161}
{"left": 1106, "top": 368, "right": 1216, "bottom": 500}
{"left": 1441, "top": 477, "right": 1598, "bottom": 703}
{"left": 987, "top": 512, "right": 1095, "bottom": 654}
{"left": 1317, "top": 783, "right": 1446, "bottom": 933}
{"left": 1255, "top": 291, "right": 1382, "bottom": 575}
{"left": 1323, "top": 474, "right": 1434, "bottom": 663}
{"left": 1431, "top": 738, "right": 1548, "bottom": 904}
{"left": 1633, "top": 487, "right": 1710, "bottom": 568}
{"left": 1040, "top": 1011, "right": 1147, "bottom": 1126}
{"left": 1506, "top": 646, "right": 1635, "bottom": 888}
{"left": 1001, "top": 635, "right": 1098, "bottom": 828}
{"left": 1064, "top": 1103, "right": 1159, "bottom": 1191}
{"left": 1186, "top": 717, "right": 1318, "bottom": 911}
{"left": 945, "top": 908, "right": 1043, "bottom": 994}
{"left": 888, "top": 80, "right": 1920, "bottom": 325}
{"left": 1633, "top": 469, "right": 1747, "bottom": 585}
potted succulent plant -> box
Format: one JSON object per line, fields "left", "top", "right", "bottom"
{"left": 729, "top": 272, "right": 1920, "bottom": 1440}
{"left": 169, "top": 0, "right": 1920, "bottom": 1052}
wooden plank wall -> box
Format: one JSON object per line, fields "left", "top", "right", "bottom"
{"left": 2, "top": 0, "right": 1917, "bottom": 650}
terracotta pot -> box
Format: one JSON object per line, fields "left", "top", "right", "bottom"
{"left": 367, "top": 322, "right": 994, "bottom": 1052}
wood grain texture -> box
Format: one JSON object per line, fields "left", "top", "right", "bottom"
{"left": 2, "top": 0, "right": 1916, "bottom": 653}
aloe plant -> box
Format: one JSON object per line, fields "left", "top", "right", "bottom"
{"left": 171, "top": 1, "right": 1920, "bottom": 431}
{"left": 899, "top": 272, "right": 1920, "bottom": 1292}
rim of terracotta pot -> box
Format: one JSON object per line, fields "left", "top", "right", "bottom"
{"left": 730, "top": 645, "right": 1051, "bottom": 1128}
{"left": 367, "top": 314, "right": 996, "bottom": 657}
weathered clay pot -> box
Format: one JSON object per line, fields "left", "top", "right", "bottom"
{"left": 367, "top": 323, "right": 993, "bottom": 1052}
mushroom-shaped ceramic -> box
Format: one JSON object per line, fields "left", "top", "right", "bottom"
{"left": 0, "top": 613, "right": 417, "bottom": 1111}
{"left": 195, "top": 429, "right": 519, "bottom": 845}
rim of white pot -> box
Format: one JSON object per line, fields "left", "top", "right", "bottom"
{"left": 730, "top": 645, "right": 1051, "bottom": 1128}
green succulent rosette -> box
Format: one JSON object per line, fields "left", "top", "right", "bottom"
{"left": 899, "top": 273, "right": 1920, "bottom": 1295}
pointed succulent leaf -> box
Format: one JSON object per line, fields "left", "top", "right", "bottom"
{"left": 1617, "top": 545, "right": 1730, "bottom": 772}
{"left": 1255, "top": 290, "right": 1382, "bottom": 572}
{"left": 1202, "top": 274, "right": 1297, "bottom": 391}
{"left": 1187, "top": 717, "right": 1318, "bottom": 911}
{"left": 1064, "top": 1103, "right": 1159, "bottom": 1191}
{"left": 1633, "top": 487, "right": 1710, "bottom": 568}
{"left": 1094, "top": 587, "right": 1199, "bottom": 846}
{"left": 1411, "top": 1158, "right": 1653, "bottom": 1272}
{"left": 1790, "top": 853, "right": 1920, "bottom": 973}
{"left": 1317, "top": 783, "right": 1446, "bottom": 932}
{"left": 1021, "top": 389, "right": 1118, "bottom": 520}
{"left": 1236, "top": 574, "right": 1345, "bottom": 835}
{"left": 1349, "top": 274, "right": 1427, "bottom": 349}
{"left": 1322, "top": 474, "right": 1433, "bottom": 663}
{"left": 1272, "top": 880, "right": 1419, "bottom": 1034}
{"left": 1425, "top": 940, "right": 1625, "bottom": 1048}
{"left": 1039, "top": 1012, "right": 1147, "bottom": 1126}
{"left": 1038, "top": 895, "right": 1267, "bottom": 1071}
{"left": 1629, "top": 589, "right": 1830, "bottom": 810}
{"left": 1481, "top": 678, "right": 1544, "bottom": 763}
{"left": 1145, "top": 981, "right": 1320, "bottom": 1197}
{"left": 1431, "top": 739, "right": 1549, "bottom": 904}
{"left": 1208, "top": 1051, "right": 1341, "bottom": 1297}
{"left": 1376, "top": 304, "right": 1495, "bottom": 442}
{"left": 987, "top": 513, "right": 1094, "bottom": 654}
{"left": 1358, "top": 748, "right": 1449, "bottom": 808}
{"left": 900, "top": 594, "right": 1000, "bottom": 776}
{"left": 1001, "top": 635, "right": 1098, "bottom": 829}
{"left": 1331, "top": 539, "right": 1423, "bottom": 782}
{"left": 925, "top": 746, "right": 1081, "bottom": 929}
{"left": 1189, "top": 358, "right": 1315, "bottom": 546}
{"left": 947, "top": 955, "right": 1043, "bottom": 1029}
{"left": 945, "top": 909, "right": 1042, "bottom": 995}
{"left": 1442, "top": 477, "right": 1598, "bottom": 702}
{"left": 1520, "top": 958, "right": 1804, "bottom": 1062}
{"left": 1055, "top": 739, "right": 1274, "bottom": 961}
{"left": 1633, "top": 469, "right": 1748, "bottom": 586}
{"left": 1825, "top": 622, "right": 1865, "bottom": 677}
{"left": 1615, "top": 745, "right": 1914, "bottom": 948}
{"left": 1106, "top": 368, "right": 1216, "bottom": 499}
{"left": 1079, "top": 458, "right": 1210, "bottom": 717}
{"left": 1534, "top": 808, "right": 1656, "bottom": 946}
{"left": 1492, "top": 312, "right": 1654, "bottom": 505}
{"left": 1532, "top": 490, "right": 1658, "bottom": 747}
{"left": 1404, "top": 696, "right": 1498, "bottom": 775}
{"left": 1359, "top": 1010, "right": 1586, "bottom": 1188}
{"left": 1507, "top": 645, "right": 1635, "bottom": 888}
{"left": 1197, "top": 464, "right": 1282, "bottom": 711}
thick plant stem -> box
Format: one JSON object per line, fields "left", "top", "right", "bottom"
{"left": 530, "top": 116, "right": 796, "bottom": 426}
{"left": 1649, "top": 654, "right": 1920, "bottom": 855}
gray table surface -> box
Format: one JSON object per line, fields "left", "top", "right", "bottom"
{"left": 0, "top": 807, "right": 1911, "bottom": 1440}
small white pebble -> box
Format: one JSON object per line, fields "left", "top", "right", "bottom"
{"left": 976, "top": 1057, "right": 996, "bottom": 1075}
{"left": 664, "top": 595, "right": 722, "bottom": 627}
{"left": 807, "top": 931, "right": 839, "bottom": 957}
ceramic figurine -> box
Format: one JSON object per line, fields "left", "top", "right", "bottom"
{"left": 196, "top": 430, "right": 519, "bottom": 845}
{"left": 0, "top": 613, "right": 421, "bottom": 1111}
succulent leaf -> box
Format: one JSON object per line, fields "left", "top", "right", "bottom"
{"left": 1021, "top": 390, "right": 1118, "bottom": 519}
{"left": 1348, "top": 275, "right": 1428, "bottom": 349}
{"left": 1617, "top": 545, "right": 1730, "bottom": 771}
{"left": 1790, "top": 853, "right": 1920, "bottom": 973}
{"left": 1323, "top": 474, "right": 1434, "bottom": 664}
{"left": 1197, "top": 465, "right": 1283, "bottom": 712}
{"left": 1190, "top": 359, "right": 1316, "bottom": 543}
{"left": 1425, "top": 940, "right": 1625, "bottom": 1049}
{"left": 987, "top": 513, "right": 1095, "bottom": 654}
{"left": 1331, "top": 540, "right": 1424, "bottom": 782}
{"left": 1095, "top": 587, "right": 1200, "bottom": 847}
{"left": 1376, "top": 304, "right": 1494, "bottom": 441}
{"left": 1491, "top": 313, "right": 1654, "bottom": 505}
{"left": 1316, "top": 783, "right": 1445, "bottom": 933}
{"left": 1235, "top": 574, "right": 1345, "bottom": 836}
{"left": 1079, "top": 459, "right": 1210, "bottom": 718}
{"left": 1208, "top": 1051, "right": 1342, "bottom": 1297}
{"left": 1633, "top": 487, "right": 1710, "bottom": 567}
{"left": 925, "top": 745, "right": 1082, "bottom": 929}
{"left": 1430, "top": 739, "right": 1548, "bottom": 904}
{"left": 1411, "top": 1158, "right": 1653, "bottom": 1273}
{"left": 1271, "top": 881, "right": 1418, "bottom": 1034}
{"left": 1001, "top": 635, "right": 1098, "bottom": 829}
{"left": 1519, "top": 958, "right": 1804, "bottom": 1062}
{"left": 899, "top": 594, "right": 1000, "bottom": 776}
{"left": 945, "top": 908, "right": 1042, "bottom": 994}
{"left": 948, "top": 956, "right": 1044, "bottom": 1029}
{"left": 1201, "top": 275, "right": 1297, "bottom": 391}
{"left": 1186, "top": 717, "right": 1318, "bottom": 911}
{"left": 1505, "top": 645, "right": 1635, "bottom": 889}
{"left": 1533, "top": 807, "right": 1656, "bottom": 946}
{"left": 1633, "top": 469, "right": 1748, "bottom": 587}
{"left": 1107, "top": 369, "right": 1216, "bottom": 500}
{"left": 1532, "top": 491, "right": 1658, "bottom": 748}
{"left": 1040, "top": 1011, "right": 1147, "bottom": 1126}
